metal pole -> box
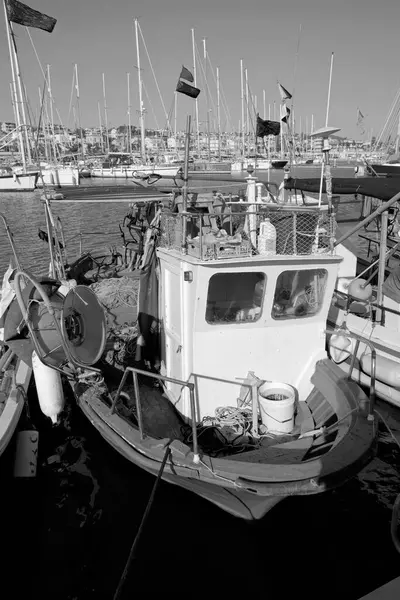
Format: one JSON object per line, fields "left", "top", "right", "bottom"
{"left": 376, "top": 210, "right": 388, "bottom": 324}
{"left": 240, "top": 59, "right": 244, "bottom": 157}
{"left": 325, "top": 52, "right": 334, "bottom": 128}
{"left": 127, "top": 72, "right": 132, "bottom": 154}
{"left": 4, "top": 2, "right": 25, "bottom": 171}
{"left": 335, "top": 191, "right": 400, "bottom": 246}
{"left": 10, "top": 21, "right": 32, "bottom": 164}
{"left": 102, "top": 73, "right": 110, "bottom": 154}
{"left": 182, "top": 115, "right": 191, "bottom": 253}
{"left": 97, "top": 101, "right": 104, "bottom": 154}
{"left": 74, "top": 64, "right": 85, "bottom": 158}
{"left": 135, "top": 18, "right": 146, "bottom": 161}
{"left": 217, "top": 66, "right": 221, "bottom": 161}
{"left": 44, "top": 204, "right": 56, "bottom": 278}
{"left": 191, "top": 28, "right": 200, "bottom": 154}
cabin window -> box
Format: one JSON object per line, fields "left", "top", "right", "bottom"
{"left": 206, "top": 272, "right": 265, "bottom": 324}
{"left": 271, "top": 269, "right": 328, "bottom": 320}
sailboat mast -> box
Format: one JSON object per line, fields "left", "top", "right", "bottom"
{"left": 135, "top": 18, "right": 146, "bottom": 161}
{"left": 203, "top": 38, "right": 211, "bottom": 160}
{"left": 74, "top": 64, "right": 84, "bottom": 158}
{"left": 3, "top": 1, "right": 26, "bottom": 170}
{"left": 102, "top": 73, "right": 110, "bottom": 154}
{"left": 245, "top": 68, "right": 249, "bottom": 157}
{"left": 217, "top": 66, "right": 221, "bottom": 160}
{"left": 325, "top": 53, "right": 334, "bottom": 127}
{"left": 191, "top": 28, "right": 200, "bottom": 154}
{"left": 97, "top": 102, "right": 104, "bottom": 154}
{"left": 9, "top": 23, "right": 31, "bottom": 164}
{"left": 47, "top": 64, "right": 57, "bottom": 159}
{"left": 240, "top": 59, "right": 245, "bottom": 156}
{"left": 127, "top": 72, "right": 132, "bottom": 154}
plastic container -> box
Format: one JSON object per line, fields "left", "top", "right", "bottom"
{"left": 258, "top": 382, "right": 295, "bottom": 434}
{"left": 257, "top": 218, "right": 276, "bottom": 256}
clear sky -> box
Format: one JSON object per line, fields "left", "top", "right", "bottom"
{"left": 1, "top": 0, "right": 399, "bottom": 139}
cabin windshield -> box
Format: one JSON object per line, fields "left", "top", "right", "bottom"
{"left": 272, "top": 269, "right": 327, "bottom": 320}
{"left": 206, "top": 272, "right": 265, "bottom": 324}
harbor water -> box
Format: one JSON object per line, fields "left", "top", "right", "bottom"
{"left": 0, "top": 166, "right": 399, "bottom": 599}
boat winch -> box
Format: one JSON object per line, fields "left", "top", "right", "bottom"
{"left": 13, "top": 271, "right": 106, "bottom": 374}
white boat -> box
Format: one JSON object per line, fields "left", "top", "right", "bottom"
{"left": 285, "top": 174, "right": 400, "bottom": 409}
{"left": 90, "top": 154, "right": 181, "bottom": 179}
{"left": 0, "top": 168, "right": 38, "bottom": 192}
{"left": 0, "top": 255, "right": 32, "bottom": 459}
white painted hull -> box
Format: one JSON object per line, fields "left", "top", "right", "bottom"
{"left": 0, "top": 172, "right": 38, "bottom": 191}
{"left": 328, "top": 305, "right": 400, "bottom": 409}
{"left": 231, "top": 159, "right": 272, "bottom": 171}
{"left": 36, "top": 167, "right": 80, "bottom": 187}
{"left": 0, "top": 359, "right": 32, "bottom": 457}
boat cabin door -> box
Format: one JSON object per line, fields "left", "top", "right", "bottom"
{"left": 160, "top": 260, "right": 185, "bottom": 402}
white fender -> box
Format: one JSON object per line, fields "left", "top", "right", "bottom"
{"left": 32, "top": 351, "right": 64, "bottom": 424}
{"left": 329, "top": 331, "right": 354, "bottom": 363}
{"left": 348, "top": 278, "right": 373, "bottom": 301}
{"left": 360, "top": 352, "right": 400, "bottom": 388}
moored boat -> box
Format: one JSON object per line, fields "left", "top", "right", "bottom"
{"left": 2, "top": 165, "right": 378, "bottom": 520}
{"left": 284, "top": 174, "right": 400, "bottom": 409}
{"left": 0, "top": 168, "right": 38, "bottom": 192}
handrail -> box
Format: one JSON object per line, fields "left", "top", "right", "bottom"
{"left": 110, "top": 366, "right": 200, "bottom": 464}
{"left": 334, "top": 288, "right": 400, "bottom": 319}
{"left": 335, "top": 191, "right": 400, "bottom": 247}
{"left": 326, "top": 327, "right": 376, "bottom": 418}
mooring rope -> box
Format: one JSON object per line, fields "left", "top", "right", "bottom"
{"left": 112, "top": 445, "right": 171, "bottom": 599}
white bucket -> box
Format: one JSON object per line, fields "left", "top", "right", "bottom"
{"left": 258, "top": 382, "right": 295, "bottom": 434}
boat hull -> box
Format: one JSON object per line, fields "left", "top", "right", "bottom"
{"left": 328, "top": 305, "right": 400, "bottom": 409}
{"left": 0, "top": 359, "right": 32, "bottom": 457}
{"left": 91, "top": 165, "right": 181, "bottom": 178}
{"left": 74, "top": 359, "right": 376, "bottom": 521}
{"left": 0, "top": 172, "right": 38, "bottom": 191}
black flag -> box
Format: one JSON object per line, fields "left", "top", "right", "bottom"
{"left": 6, "top": 0, "right": 56, "bottom": 32}
{"left": 176, "top": 79, "right": 200, "bottom": 99}
{"left": 256, "top": 115, "right": 280, "bottom": 137}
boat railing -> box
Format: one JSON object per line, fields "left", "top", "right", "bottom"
{"left": 334, "top": 288, "right": 400, "bottom": 327}
{"left": 110, "top": 366, "right": 200, "bottom": 464}
{"left": 326, "top": 328, "right": 376, "bottom": 418}
{"left": 159, "top": 204, "right": 336, "bottom": 260}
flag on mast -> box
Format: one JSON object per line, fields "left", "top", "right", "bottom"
{"left": 5, "top": 0, "right": 57, "bottom": 32}
{"left": 176, "top": 66, "right": 200, "bottom": 99}
{"left": 280, "top": 105, "right": 291, "bottom": 124}
{"left": 278, "top": 82, "right": 292, "bottom": 102}
{"left": 256, "top": 115, "right": 280, "bottom": 137}
{"left": 179, "top": 66, "right": 194, "bottom": 83}
{"left": 356, "top": 108, "right": 365, "bottom": 135}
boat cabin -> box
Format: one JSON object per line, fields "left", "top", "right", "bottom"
{"left": 157, "top": 178, "right": 340, "bottom": 422}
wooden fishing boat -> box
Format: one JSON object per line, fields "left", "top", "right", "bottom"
{"left": 2, "top": 162, "right": 378, "bottom": 520}
{"left": 284, "top": 175, "right": 400, "bottom": 410}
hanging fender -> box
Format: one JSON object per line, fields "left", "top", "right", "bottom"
{"left": 361, "top": 353, "right": 400, "bottom": 388}
{"left": 329, "top": 330, "right": 354, "bottom": 364}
